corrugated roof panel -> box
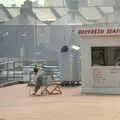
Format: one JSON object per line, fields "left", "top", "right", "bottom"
{"left": 79, "top": 7, "right": 103, "bottom": 20}
{"left": 33, "top": 8, "right": 56, "bottom": 21}
{"left": 97, "top": 13, "right": 115, "bottom": 23}
{"left": 51, "top": 14, "right": 85, "bottom": 25}
{"left": 44, "top": 0, "right": 88, "bottom": 7}
{"left": 27, "top": 15, "right": 46, "bottom": 25}
{"left": 44, "top": 0, "right": 65, "bottom": 7}
{"left": 97, "top": 12, "right": 120, "bottom": 23}
{"left": 99, "top": 6, "right": 114, "bottom": 14}
{"left": 4, "top": 14, "right": 46, "bottom": 25}
{"left": 0, "top": 8, "right": 9, "bottom": 22}
{"left": 113, "top": 12, "right": 120, "bottom": 23}
{"left": 7, "top": 8, "right": 20, "bottom": 17}
{"left": 51, "top": 14, "right": 70, "bottom": 25}
{"left": 53, "top": 7, "right": 68, "bottom": 16}
{"left": 88, "top": 0, "right": 114, "bottom": 6}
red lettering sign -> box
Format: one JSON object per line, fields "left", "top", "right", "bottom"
{"left": 78, "top": 29, "right": 120, "bottom": 35}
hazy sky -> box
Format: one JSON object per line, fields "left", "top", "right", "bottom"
{"left": 0, "top": 0, "right": 45, "bottom": 6}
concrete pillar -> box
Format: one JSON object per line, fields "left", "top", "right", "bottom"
{"left": 72, "top": 51, "right": 81, "bottom": 81}
{"left": 59, "top": 52, "right": 72, "bottom": 82}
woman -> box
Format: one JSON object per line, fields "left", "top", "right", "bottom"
{"left": 32, "top": 66, "right": 47, "bottom": 95}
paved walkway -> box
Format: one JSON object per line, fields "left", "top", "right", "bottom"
{"left": 0, "top": 85, "right": 120, "bottom": 120}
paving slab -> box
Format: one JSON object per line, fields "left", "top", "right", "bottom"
{"left": 0, "top": 85, "right": 120, "bottom": 120}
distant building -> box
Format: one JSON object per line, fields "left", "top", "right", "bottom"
{"left": 0, "top": 0, "right": 117, "bottom": 61}
{"left": 0, "top": 0, "right": 49, "bottom": 60}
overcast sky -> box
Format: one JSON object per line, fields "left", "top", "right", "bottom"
{"left": 0, "top": 0, "right": 44, "bottom": 6}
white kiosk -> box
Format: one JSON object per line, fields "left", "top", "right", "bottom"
{"left": 75, "top": 23, "right": 120, "bottom": 94}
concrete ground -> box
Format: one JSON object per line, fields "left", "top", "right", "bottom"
{"left": 0, "top": 85, "right": 120, "bottom": 120}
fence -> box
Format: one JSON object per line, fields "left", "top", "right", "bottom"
{"left": 0, "top": 60, "right": 24, "bottom": 84}
{"left": 0, "top": 58, "right": 61, "bottom": 84}
{"left": 28, "top": 65, "right": 62, "bottom": 87}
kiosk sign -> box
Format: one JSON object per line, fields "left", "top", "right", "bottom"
{"left": 77, "top": 24, "right": 120, "bottom": 39}
{"left": 79, "top": 29, "right": 120, "bottom": 35}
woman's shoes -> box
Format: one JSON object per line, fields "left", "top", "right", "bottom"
{"left": 32, "top": 93, "right": 36, "bottom": 95}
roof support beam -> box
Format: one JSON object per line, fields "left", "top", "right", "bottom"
{"left": 50, "top": 7, "right": 61, "bottom": 19}
{"left": 0, "top": 4, "right": 12, "bottom": 19}
{"left": 96, "top": 6, "right": 105, "bottom": 17}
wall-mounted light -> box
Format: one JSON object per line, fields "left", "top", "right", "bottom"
{"left": 71, "top": 45, "right": 80, "bottom": 51}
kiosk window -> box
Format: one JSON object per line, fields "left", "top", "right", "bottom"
{"left": 91, "top": 47, "right": 120, "bottom": 66}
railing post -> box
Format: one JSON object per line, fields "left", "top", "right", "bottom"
{"left": 13, "top": 61, "right": 15, "bottom": 81}
{"left": 6, "top": 62, "right": 8, "bottom": 82}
